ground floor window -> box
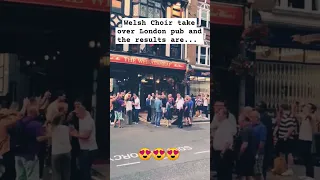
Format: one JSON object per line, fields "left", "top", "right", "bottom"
{"left": 189, "top": 76, "right": 210, "bottom": 96}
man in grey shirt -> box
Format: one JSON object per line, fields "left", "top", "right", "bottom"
{"left": 150, "top": 93, "right": 156, "bottom": 124}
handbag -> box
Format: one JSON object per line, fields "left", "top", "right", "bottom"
{"left": 273, "top": 157, "right": 287, "bottom": 175}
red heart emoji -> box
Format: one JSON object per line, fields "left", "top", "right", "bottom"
{"left": 167, "top": 150, "right": 172, "bottom": 155}
{"left": 160, "top": 150, "right": 165, "bottom": 155}
{"left": 139, "top": 150, "right": 145, "bottom": 155}
{"left": 146, "top": 150, "right": 151, "bottom": 155}
{"left": 174, "top": 150, "right": 179, "bottom": 155}
{"left": 153, "top": 150, "right": 158, "bottom": 154}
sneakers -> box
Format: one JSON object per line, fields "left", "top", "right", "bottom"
{"left": 281, "top": 169, "right": 293, "bottom": 176}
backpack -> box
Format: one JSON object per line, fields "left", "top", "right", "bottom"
{"left": 12, "top": 119, "right": 35, "bottom": 154}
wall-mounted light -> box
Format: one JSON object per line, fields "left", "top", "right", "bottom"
{"left": 44, "top": 55, "right": 49, "bottom": 60}
{"left": 26, "top": 61, "right": 31, "bottom": 65}
{"left": 156, "top": 79, "right": 160, "bottom": 83}
{"left": 141, "top": 79, "right": 147, "bottom": 83}
{"left": 57, "top": 51, "right": 60, "bottom": 55}
{"left": 53, "top": 56, "right": 56, "bottom": 60}
{"left": 89, "top": 41, "right": 95, "bottom": 48}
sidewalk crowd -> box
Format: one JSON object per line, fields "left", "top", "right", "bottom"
{"left": 0, "top": 90, "right": 98, "bottom": 180}
{"left": 110, "top": 91, "right": 210, "bottom": 128}
{"left": 211, "top": 100, "right": 320, "bottom": 180}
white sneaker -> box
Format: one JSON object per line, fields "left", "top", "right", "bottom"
{"left": 281, "top": 169, "right": 293, "bottom": 176}
{"left": 111, "top": 122, "right": 114, "bottom": 125}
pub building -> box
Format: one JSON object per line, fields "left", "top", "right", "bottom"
{"left": 0, "top": 0, "right": 109, "bottom": 158}
{"left": 211, "top": 1, "right": 245, "bottom": 115}
{"left": 250, "top": 3, "right": 320, "bottom": 108}
{"left": 110, "top": 0, "right": 189, "bottom": 106}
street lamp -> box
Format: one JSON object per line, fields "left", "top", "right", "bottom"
{"left": 44, "top": 55, "right": 49, "bottom": 60}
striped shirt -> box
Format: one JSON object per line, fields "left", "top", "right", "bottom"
{"left": 278, "top": 111, "right": 296, "bottom": 139}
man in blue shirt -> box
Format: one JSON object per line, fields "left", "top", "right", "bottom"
{"left": 187, "top": 95, "right": 194, "bottom": 126}
{"left": 249, "top": 110, "right": 267, "bottom": 180}
{"left": 154, "top": 95, "right": 162, "bottom": 127}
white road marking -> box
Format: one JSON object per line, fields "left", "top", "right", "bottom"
{"left": 194, "top": 150, "right": 210, "bottom": 154}
{"left": 116, "top": 161, "right": 141, "bottom": 167}
{"left": 192, "top": 121, "right": 210, "bottom": 125}
{"left": 164, "top": 157, "right": 168, "bottom": 159}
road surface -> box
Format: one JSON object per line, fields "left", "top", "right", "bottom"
{"left": 110, "top": 122, "right": 210, "bottom": 180}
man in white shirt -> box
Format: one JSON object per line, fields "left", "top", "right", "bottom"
{"left": 175, "top": 93, "right": 184, "bottom": 128}
{"left": 71, "top": 106, "right": 98, "bottom": 180}
{"left": 46, "top": 91, "right": 66, "bottom": 123}
{"left": 212, "top": 108, "right": 234, "bottom": 180}
{"left": 133, "top": 94, "right": 141, "bottom": 124}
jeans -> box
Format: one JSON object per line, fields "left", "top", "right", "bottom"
{"left": 299, "top": 140, "right": 314, "bottom": 178}
{"left": 15, "top": 156, "right": 39, "bottom": 180}
{"left": 133, "top": 109, "right": 140, "bottom": 123}
{"left": 52, "top": 153, "right": 71, "bottom": 180}
{"left": 155, "top": 112, "right": 162, "bottom": 126}
{"left": 177, "top": 109, "right": 183, "bottom": 128}
{"left": 146, "top": 106, "right": 151, "bottom": 121}
{"left": 151, "top": 108, "right": 156, "bottom": 123}
{"left": 0, "top": 151, "right": 15, "bottom": 180}
{"left": 79, "top": 150, "right": 96, "bottom": 180}
{"left": 126, "top": 110, "right": 133, "bottom": 125}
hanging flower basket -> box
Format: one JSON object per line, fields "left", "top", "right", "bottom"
{"left": 242, "top": 24, "right": 269, "bottom": 44}
{"left": 228, "top": 55, "right": 256, "bottom": 76}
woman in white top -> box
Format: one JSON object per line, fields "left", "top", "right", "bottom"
{"left": 203, "top": 94, "right": 209, "bottom": 119}
{"left": 125, "top": 94, "right": 133, "bottom": 125}
{"left": 50, "top": 113, "right": 71, "bottom": 180}
{"left": 296, "top": 103, "right": 316, "bottom": 180}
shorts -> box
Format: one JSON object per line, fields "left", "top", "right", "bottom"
{"left": 276, "top": 139, "right": 295, "bottom": 154}
{"left": 114, "top": 111, "right": 124, "bottom": 121}
{"left": 238, "top": 153, "right": 255, "bottom": 176}
{"left": 254, "top": 155, "right": 264, "bottom": 175}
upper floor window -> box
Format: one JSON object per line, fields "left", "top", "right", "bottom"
{"left": 111, "top": 0, "right": 123, "bottom": 13}
{"left": 140, "top": 0, "right": 162, "bottom": 18}
{"left": 196, "top": 41, "right": 210, "bottom": 66}
{"left": 111, "top": 29, "right": 123, "bottom": 51}
{"left": 170, "top": 45, "right": 181, "bottom": 59}
{"left": 197, "top": 2, "right": 210, "bottom": 29}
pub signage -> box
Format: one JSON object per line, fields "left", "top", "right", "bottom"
{"left": 211, "top": 3, "right": 243, "bottom": 26}
{"left": 110, "top": 54, "right": 186, "bottom": 70}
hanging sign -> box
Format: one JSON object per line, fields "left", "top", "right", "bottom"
{"left": 292, "top": 34, "right": 320, "bottom": 44}
{"left": 211, "top": 3, "right": 243, "bottom": 26}
{"left": 4, "top": 0, "right": 109, "bottom": 12}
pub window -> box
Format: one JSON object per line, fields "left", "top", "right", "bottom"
{"left": 140, "top": 0, "right": 162, "bottom": 18}
{"left": 170, "top": 45, "right": 181, "bottom": 59}
{"left": 112, "top": 0, "right": 123, "bottom": 13}
{"left": 111, "top": 29, "right": 123, "bottom": 51}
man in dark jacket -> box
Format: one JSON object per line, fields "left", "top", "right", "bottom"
{"left": 256, "top": 101, "right": 273, "bottom": 180}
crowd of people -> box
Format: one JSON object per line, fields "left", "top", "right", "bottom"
{"left": 0, "top": 91, "right": 98, "bottom": 180}
{"left": 211, "top": 100, "right": 319, "bottom": 180}
{"left": 110, "top": 91, "right": 210, "bottom": 128}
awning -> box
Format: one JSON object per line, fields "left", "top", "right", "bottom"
{"left": 258, "top": 11, "right": 320, "bottom": 29}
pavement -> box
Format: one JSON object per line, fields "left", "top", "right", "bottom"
{"left": 109, "top": 121, "right": 210, "bottom": 180}
{"left": 139, "top": 112, "right": 210, "bottom": 126}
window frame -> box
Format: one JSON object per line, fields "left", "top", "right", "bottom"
{"left": 196, "top": 41, "right": 210, "bottom": 66}
{"left": 197, "top": 2, "right": 210, "bottom": 29}
{"left": 140, "top": 0, "right": 162, "bottom": 18}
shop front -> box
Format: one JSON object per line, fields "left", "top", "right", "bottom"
{"left": 211, "top": 2, "right": 244, "bottom": 115}
{"left": 189, "top": 69, "right": 210, "bottom": 96}
{"left": 110, "top": 53, "right": 186, "bottom": 106}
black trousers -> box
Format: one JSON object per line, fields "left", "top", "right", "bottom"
{"left": 177, "top": 109, "right": 183, "bottom": 128}
{"left": 38, "top": 144, "right": 46, "bottom": 179}
{"left": 0, "top": 151, "right": 15, "bottom": 180}
{"left": 146, "top": 106, "right": 151, "bottom": 121}
{"left": 203, "top": 106, "right": 208, "bottom": 118}
{"left": 213, "top": 149, "right": 234, "bottom": 180}
{"left": 299, "top": 140, "right": 314, "bottom": 178}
